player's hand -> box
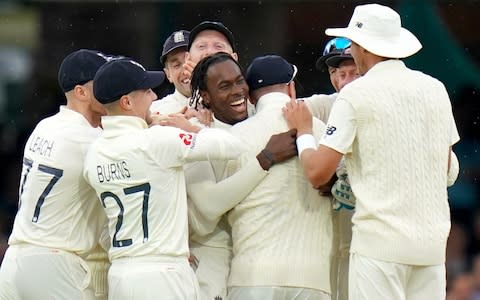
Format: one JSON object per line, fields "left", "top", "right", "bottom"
{"left": 156, "top": 114, "right": 201, "bottom": 133}
{"left": 282, "top": 98, "right": 313, "bottom": 137}
{"left": 184, "top": 108, "right": 213, "bottom": 127}
{"left": 257, "top": 129, "right": 298, "bottom": 170}
{"left": 317, "top": 174, "right": 336, "bottom": 196}
{"left": 182, "top": 57, "right": 197, "bottom": 84}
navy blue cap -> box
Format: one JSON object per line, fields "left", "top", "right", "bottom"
{"left": 246, "top": 55, "right": 297, "bottom": 91}
{"left": 93, "top": 58, "right": 165, "bottom": 104}
{"left": 315, "top": 37, "right": 352, "bottom": 71}
{"left": 161, "top": 30, "right": 190, "bottom": 65}
{"left": 325, "top": 47, "right": 354, "bottom": 68}
{"left": 58, "top": 49, "right": 109, "bottom": 93}
{"left": 188, "top": 21, "right": 236, "bottom": 52}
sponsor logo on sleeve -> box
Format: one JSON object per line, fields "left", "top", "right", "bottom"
{"left": 326, "top": 125, "right": 337, "bottom": 136}
{"left": 179, "top": 133, "right": 194, "bottom": 146}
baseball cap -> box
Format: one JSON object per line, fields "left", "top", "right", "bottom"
{"left": 325, "top": 47, "right": 354, "bottom": 68}
{"left": 93, "top": 58, "right": 165, "bottom": 104}
{"left": 187, "top": 21, "right": 236, "bottom": 52}
{"left": 315, "top": 37, "right": 351, "bottom": 71}
{"left": 246, "top": 55, "right": 297, "bottom": 92}
{"left": 58, "top": 49, "right": 109, "bottom": 93}
{"left": 160, "top": 30, "right": 190, "bottom": 65}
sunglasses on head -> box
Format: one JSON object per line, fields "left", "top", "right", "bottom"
{"left": 323, "top": 37, "right": 352, "bottom": 56}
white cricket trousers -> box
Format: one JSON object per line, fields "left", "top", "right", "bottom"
{"left": 0, "top": 244, "right": 94, "bottom": 300}
{"left": 349, "top": 253, "right": 446, "bottom": 300}
{"left": 228, "top": 286, "right": 331, "bottom": 300}
{"left": 108, "top": 255, "right": 200, "bottom": 300}
{"left": 190, "top": 243, "right": 231, "bottom": 300}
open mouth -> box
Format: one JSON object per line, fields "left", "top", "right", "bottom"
{"left": 230, "top": 97, "right": 247, "bottom": 113}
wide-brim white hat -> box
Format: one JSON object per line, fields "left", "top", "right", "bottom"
{"left": 325, "top": 4, "right": 422, "bottom": 58}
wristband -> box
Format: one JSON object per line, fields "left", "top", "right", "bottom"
{"left": 296, "top": 134, "right": 317, "bottom": 157}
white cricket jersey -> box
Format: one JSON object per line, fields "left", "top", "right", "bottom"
{"left": 83, "top": 115, "right": 242, "bottom": 261}
{"left": 227, "top": 93, "right": 333, "bottom": 293}
{"left": 9, "top": 106, "right": 106, "bottom": 257}
{"left": 320, "top": 60, "right": 460, "bottom": 265}
{"left": 150, "top": 90, "right": 189, "bottom": 115}
{"left": 301, "top": 93, "right": 337, "bottom": 124}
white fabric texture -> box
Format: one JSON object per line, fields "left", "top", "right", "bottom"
{"left": 320, "top": 59, "right": 460, "bottom": 265}
{"left": 227, "top": 92, "right": 332, "bottom": 293}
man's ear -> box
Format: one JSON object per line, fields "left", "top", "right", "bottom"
{"left": 73, "top": 85, "right": 89, "bottom": 102}
{"left": 119, "top": 95, "right": 132, "bottom": 111}
{"left": 288, "top": 81, "right": 296, "bottom": 100}
{"left": 231, "top": 52, "right": 239, "bottom": 62}
{"left": 199, "top": 91, "right": 211, "bottom": 109}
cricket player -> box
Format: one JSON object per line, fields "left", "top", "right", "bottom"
{"left": 84, "top": 58, "right": 244, "bottom": 300}
{"left": 157, "top": 52, "right": 297, "bottom": 300}
{"left": 283, "top": 4, "right": 459, "bottom": 300}
{"left": 227, "top": 55, "right": 333, "bottom": 300}
{"left": 0, "top": 49, "right": 109, "bottom": 299}
{"left": 151, "top": 30, "right": 191, "bottom": 115}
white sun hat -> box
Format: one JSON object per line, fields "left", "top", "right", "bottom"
{"left": 325, "top": 3, "right": 422, "bottom": 58}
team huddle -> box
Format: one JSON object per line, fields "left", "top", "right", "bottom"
{"left": 0, "top": 3, "right": 460, "bottom": 300}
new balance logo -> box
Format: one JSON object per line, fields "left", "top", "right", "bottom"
{"left": 214, "top": 296, "right": 223, "bottom": 300}
{"left": 326, "top": 126, "right": 337, "bottom": 135}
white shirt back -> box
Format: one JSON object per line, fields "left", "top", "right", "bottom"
{"left": 9, "top": 106, "right": 105, "bottom": 256}
{"left": 84, "top": 116, "right": 242, "bottom": 261}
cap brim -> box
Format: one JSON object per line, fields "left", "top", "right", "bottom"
{"left": 325, "top": 54, "right": 354, "bottom": 68}
{"left": 315, "top": 53, "right": 340, "bottom": 71}
{"left": 161, "top": 44, "right": 188, "bottom": 65}
{"left": 325, "top": 27, "right": 422, "bottom": 58}
{"left": 138, "top": 71, "right": 166, "bottom": 90}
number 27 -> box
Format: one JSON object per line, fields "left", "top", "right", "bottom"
{"left": 100, "top": 183, "right": 151, "bottom": 248}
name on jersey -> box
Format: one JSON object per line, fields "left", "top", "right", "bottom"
{"left": 97, "top": 161, "right": 131, "bottom": 183}
{"left": 27, "top": 134, "right": 54, "bottom": 158}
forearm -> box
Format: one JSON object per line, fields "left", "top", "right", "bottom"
{"left": 185, "top": 128, "right": 244, "bottom": 162}
{"left": 187, "top": 158, "right": 267, "bottom": 222}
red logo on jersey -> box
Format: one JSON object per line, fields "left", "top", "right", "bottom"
{"left": 179, "top": 133, "right": 193, "bottom": 146}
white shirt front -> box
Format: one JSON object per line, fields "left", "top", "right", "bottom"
{"left": 83, "top": 116, "right": 242, "bottom": 261}
{"left": 9, "top": 106, "right": 106, "bottom": 257}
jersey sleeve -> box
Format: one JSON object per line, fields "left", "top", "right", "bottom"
{"left": 319, "top": 99, "right": 356, "bottom": 154}
{"left": 185, "top": 158, "right": 267, "bottom": 229}
{"left": 148, "top": 126, "right": 244, "bottom": 168}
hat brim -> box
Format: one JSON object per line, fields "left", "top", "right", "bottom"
{"left": 325, "top": 27, "right": 422, "bottom": 58}
{"left": 138, "top": 71, "right": 166, "bottom": 90}
{"left": 315, "top": 52, "right": 339, "bottom": 71}
{"left": 325, "top": 54, "right": 354, "bottom": 68}
{"left": 188, "top": 22, "right": 235, "bottom": 52}
{"left": 161, "top": 44, "right": 188, "bottom": 65}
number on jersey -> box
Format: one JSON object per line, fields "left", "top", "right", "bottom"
{"left": 19, "top": 158, "right": 64, "bottom": 223}
{"left": 101, "top": 183, "right": 151, "bottom": 247}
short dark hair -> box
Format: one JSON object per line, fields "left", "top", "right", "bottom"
{"left": 189, "top": 52, "right": 242, "bottom": 110}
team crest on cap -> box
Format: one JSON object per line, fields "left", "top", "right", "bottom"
{"left": 355, "top": 22, "right": 363, "bottom": 28}
{"left": 173, "top": 31, "right": 185, "bottom": 43}
{"left": 129, "top": 60, "right": 146, "bottom": 71}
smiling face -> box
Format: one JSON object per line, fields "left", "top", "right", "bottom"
{"left": 200, "top": 59, "right": 249, "bottom": 125}
{"left": 164, "top": 48, "right": 191, "bottom": 97}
